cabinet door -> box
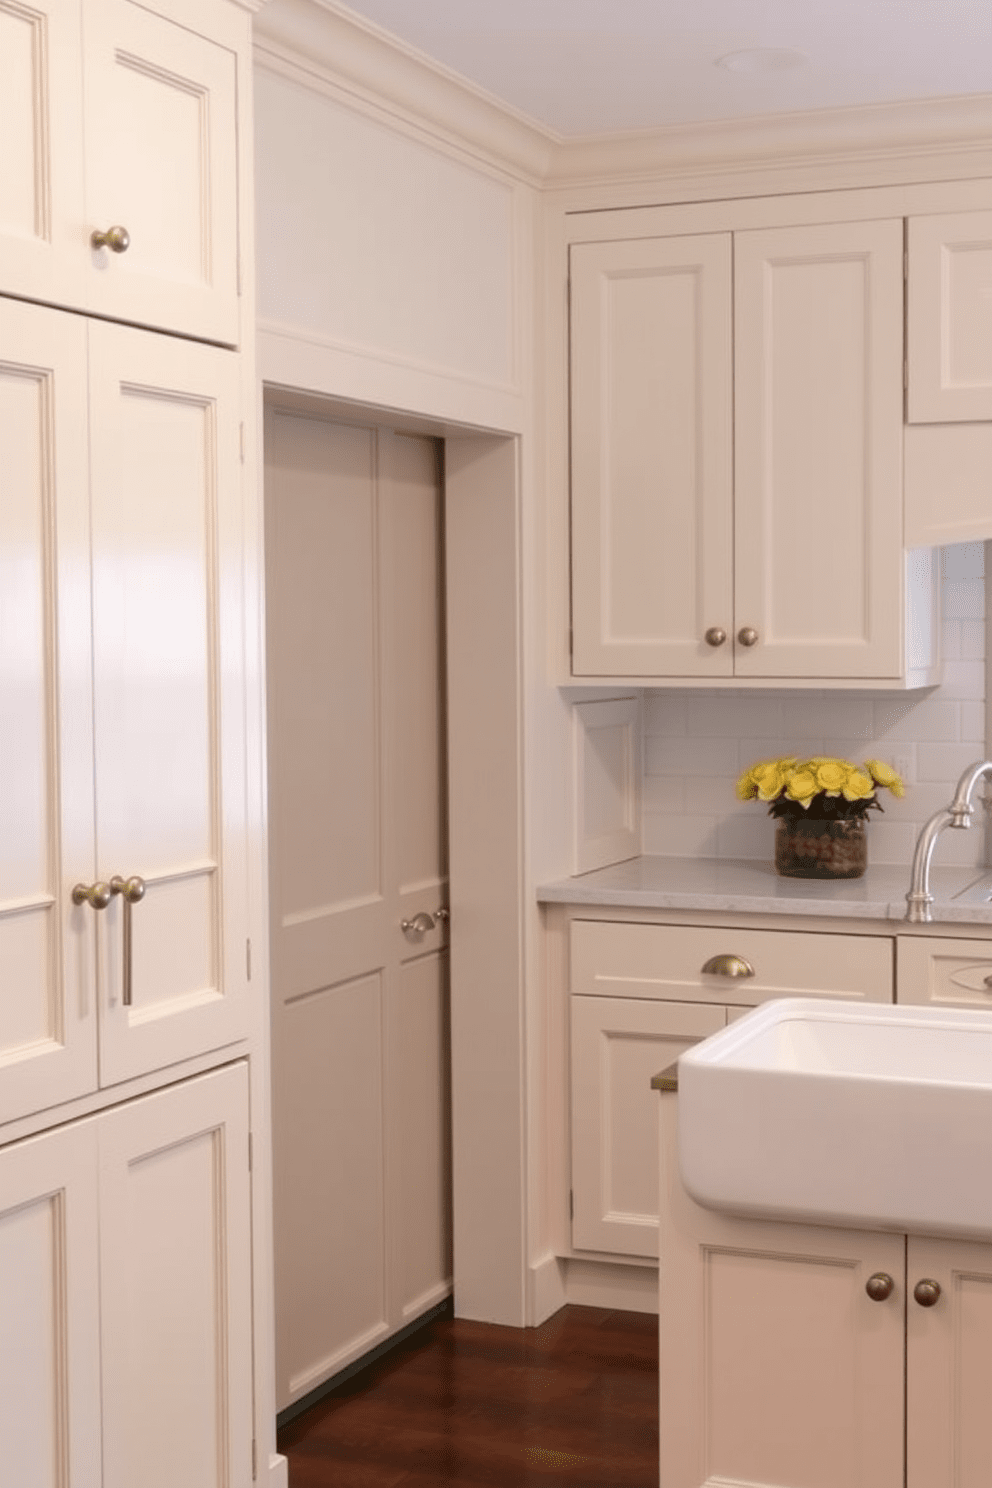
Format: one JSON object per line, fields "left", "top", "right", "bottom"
{"left": 82, "top": 0, "right": 241, "bottom": 344}
{"left": 659, "top": 1093, "right": 905, "bottom": 1488}
{"left": 907, "top": 1234, "right": 992, "bottom": 1488}
{"left": 908, "top": 211, "right": 992, "bottom": 423}
{"left": 0, "top": 1120, "right": 102, "bottom": 1488}
{"left": 570, "top": 234, "right": 733, "bottom": 677}
{"left": 0, "top": 0, "right": 87, "bottom": 314}
{"left": 88, "top": 321, "right": 249, "bottom": 1085}
{"left": 0, "top": 297, "right": 97, "bottom": 1124}
{"left": 735, "top": 219, "right": 904, "bottom": 678}
{"left": 98, "top": 1063, "right": 253, "bottom": 1488}
{"left": 570, "top": 995, "right": 724, "bottom": 1256}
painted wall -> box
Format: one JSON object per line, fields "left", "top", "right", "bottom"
{"left": 642, "top": 543, "right": 989, "bottom": 866}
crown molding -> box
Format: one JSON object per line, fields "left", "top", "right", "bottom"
{"left": 545, "top": 94, "right": 992, "bottom": 193}
{"left": 252, "top": 3, "right": 992, "bottom": 196}
{"left": 252, "top": 0, "right": 554, "bottom": 185}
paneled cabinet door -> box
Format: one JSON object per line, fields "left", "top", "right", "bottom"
{"left": 0, "top": 1119, "right": 102, "bottom": 1488}
{"left": 659, "top": 1094, "right": 905, "bottom": 1488}
{"left": 569, "top": 234, "right": 733, "bottom": 677}
{"left": 734, "top": 218, "right": 904, "bottom": 679}
{"left": 570, "top": 995, "right": 724, "bottom": 1256}
{"left": 907, "top": 1234, "right": 992, "bottom": 1488}
{"left": 88, "top": 319, "right": 249, "bottom": 1086}
{"left": 0, "top": 0, "right": 241, "bottom": 344}
{"left": 0, "top": 297, "right": 96, "bottom": 1125}
{"left": 908, "top": 212, "right": 992, "bottom": 423}
{"left": 99, "top": 1063, "right": 253, "bottom": 1488}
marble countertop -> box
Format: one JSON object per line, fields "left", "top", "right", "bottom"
{"left": 537, "top": 856, "right": 992, "bottom": 925}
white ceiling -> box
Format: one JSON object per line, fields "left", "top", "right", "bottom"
{"left": 333, "top": 0, "right": 992, "bottom": 138}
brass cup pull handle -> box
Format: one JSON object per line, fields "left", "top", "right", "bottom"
{"left": 914, "top": 1278, "right": 941, "bottom": 1308}
{"left": 72, "top": 880, "right": 114, "bottom": 911}
{"left": 110, "top": 875, "right": 146, "bottom": 1007}
{"left": 701, "top": 954, "right": 755, "bottom": 979}
{"left": 704, "top": 627, "right": 727, "bottom": 647}
{"left": 866, "top": 1272, "right": 895, "bottom": 1302}
{"left": 737, "top": 627, "right": 759, "bottom": 647}
{"left": 91, "top": 225, "right": 130, "bottom": 253}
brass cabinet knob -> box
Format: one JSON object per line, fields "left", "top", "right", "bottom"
{"left": 110, "top": 874, "right": 146, "bottom": 905}
{"left": 401, "top": 911, "right": 437, "bottom": 935}
{"left": 704, "top": 627, "right": 727, "bottom": 647}
{"left": 91, "top": 224, "right": 130, "bottom": 253}
{"left": 700, "top": 954, "right": 755, "bottom": 979}
{"left": 866, "top": 1272, "right": 895, "bottom": 1302}
{"left": 737, "top": 627, "right": 759, "bottom": 647}
{"left": 913, "top": 1278, "right": 941, "bottom": 1308}
{"left": 71, "top": 880, "right": 113, "bottom": 910}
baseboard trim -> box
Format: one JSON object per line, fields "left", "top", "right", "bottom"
{"left": 276, "top": 1296, "right": 454, "bottom": 1429}
{"left": 564, "top": 1257, "right": 658, "bottom": 1314}
{"left": 527, "top": 1252, "right": 567, "bottom": 1325}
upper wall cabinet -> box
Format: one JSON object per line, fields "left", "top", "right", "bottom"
{"left": 908, "top": 211, "right": 992, "bottom": 423}
{"left": 570, "top": 217, "right": 919, "bottom": 685}
{"left": 0, "top": 0, "right": 241, "bottom": 345}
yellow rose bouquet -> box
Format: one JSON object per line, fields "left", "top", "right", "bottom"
{"left": 736, "top": 755, "right": 905, "bottom": 821}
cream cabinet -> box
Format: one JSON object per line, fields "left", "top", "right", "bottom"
{"left": 0, "top": 1063, "right": 253, "bottom": 1488}
{"left": 908, "top": 211, "right": 992, "bottom": 423}
{"left": 0, "top": 295, "right": 250, "bottom": 1128}
{"left": 570, "top": 217, "right": 929, "bottom": 685}
{"left": 659, "top": 1090, "right": 992, "bottom": 1488}
{"left": 568, "top": 920, "right": 893, "bottom": 1260}
{"left": 0, "top": 0, "right": 241, "bottom": 345}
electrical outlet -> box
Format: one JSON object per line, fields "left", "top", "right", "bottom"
{"left": 893, "top": 754, "right": 914, "bottom": 785}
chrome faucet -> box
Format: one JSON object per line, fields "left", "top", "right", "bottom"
{"left": 905, "top": 760, "right": 992, "bottom": 922}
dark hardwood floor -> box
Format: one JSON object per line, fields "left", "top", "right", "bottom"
{"left": 278, "top": 1304, "right": 659, "bottom": 1487}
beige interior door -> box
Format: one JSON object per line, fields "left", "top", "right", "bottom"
{"left": 265, "top": 408, "right": 451, "bottom": 1411}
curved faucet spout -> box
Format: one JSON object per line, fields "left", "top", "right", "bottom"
{"left": 905, "top": 760, "right": 992, "bottom": 922}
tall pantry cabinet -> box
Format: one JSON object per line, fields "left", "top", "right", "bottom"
{"left": 0, "top": 2, "right": 266, "bottom": 1484}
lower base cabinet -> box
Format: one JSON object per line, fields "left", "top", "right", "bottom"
{"left": 0, "top": 1063, "right": 252, "bottom": 1488}
{"left": 659, "top": 1093, "right": 992, "bottom": 1488}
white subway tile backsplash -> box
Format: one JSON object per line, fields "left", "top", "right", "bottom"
{"left": 916, "top": 741, "right": 987, "bottom": 782}
{"left": 645, "top": 735, "right": 740, "bottom": 777}
{"left": 962, "top": 701, "right": 987, "bottom": 742}
{"left": 686, "top": 696, "right": 784, "bottom": 739}
{"left": 943, "top": 580, "right": 986, "bottom": 621}
{"left": 961, "top": 620, "right": 986, "bottom": 661}
{"left": 637, "top": 543, "right": 989, "bottom": 867}
{"left": 942, "top": 543, "right": 985, "bottom": 582}
{"left": 939, "top": 661, "right": 986, "bottom": 702}
{"left": 642, "top": 812, "right": 719, "bottom": 857}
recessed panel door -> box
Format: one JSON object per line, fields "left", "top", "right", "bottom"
{"left": 87, "top": 319, "right": 248, "bottom": 1086}
{"left": 0, "top": 297, "right": 96, "bottom": 1122}
{"left": 265, "top": 411, "right": 449, "bottom": 1410}
{"left": 83, "top": 0, "right": 240, "bottom": 343}
{"left": 0, "top": 0, "right": 87, "bottom": 313}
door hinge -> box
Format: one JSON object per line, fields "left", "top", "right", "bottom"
{"left": 252, "top": 1437, "right": 257, "bottom": 1480}
{"left": 569, "top": 1189, "right": 574, "bottom": 1220}
{"left": 246, "top": 938, "right": 252, "bottom": 980}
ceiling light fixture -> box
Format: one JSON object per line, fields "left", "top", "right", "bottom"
{"left": 717, "top": 47, "right": 808, "bottom": 73}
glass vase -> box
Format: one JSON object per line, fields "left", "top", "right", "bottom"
{"left": 774, "top": 817, "right": 867, "bottom": 880}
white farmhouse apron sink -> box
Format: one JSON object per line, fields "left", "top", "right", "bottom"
{"left": 678, "top": 997, "right": 992, "bottom": 1240}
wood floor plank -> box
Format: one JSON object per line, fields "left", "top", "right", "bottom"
{"left": 279, "top": 1305, "right": 658, "bottom": 1486}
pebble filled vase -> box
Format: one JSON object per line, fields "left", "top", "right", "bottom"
{"left": 774, "top": 818, "right": 867, "bottom": 879}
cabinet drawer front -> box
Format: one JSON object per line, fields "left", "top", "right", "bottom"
{"left": 571, "top": 919, "right": 893, "bottom": 1006}
{"left": 898, "top": 935, "right": 992, "bottom": 1010}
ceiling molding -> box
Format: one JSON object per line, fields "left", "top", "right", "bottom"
{"left": 252, "top": 2, "right": 992, "bottom": 195}
{"left": 545, "top": 94, "right": 992, "bottom": 191}
{"left": 252, "top": 0, "right": 554, "bottom": 184}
